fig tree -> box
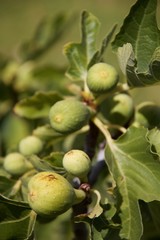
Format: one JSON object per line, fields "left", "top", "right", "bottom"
{"left": 49, "top": 99, "right": 90, "bottom": 134}
{"left": 87, "top": 62, "right": 118, "bottom": 93}
{"left": 27, "top": 171, "right": 86, "bottom": 218}
{"left": 3, "top": 152, "right": 33, "bottom": 176}
{"left": 101, "top": 93, "right": 134, "bottom": 126}
{"left": 19, "top": 135, "right": 43, "bottom": 156}
{"left": 62, "top": 149, "right": 91, "bottom": 180}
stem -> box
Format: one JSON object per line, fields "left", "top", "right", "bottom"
{"left": 92, "top": 116, "right": 113, "bottom": 144}
{"left": 84, "top": 120, "right": 99, "bottom": 160}
{"left": 8, "top": 179, "right": 22, "bottom": 198}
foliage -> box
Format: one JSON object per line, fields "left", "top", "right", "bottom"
{"left": 0, "top": 0, "right": 160, "bottom": 239}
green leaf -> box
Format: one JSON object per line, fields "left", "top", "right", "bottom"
{"left": 0, "top": 176, "right": 16, "bottom": 197}
{"left": 64, "top": 11, "right": 100, "bottom": 81}
{"left": 117, "top": 43, "right": 160, "bottom": 87}
{"left": 14, "top": 91, "right": 62, "bottom": 119}
{"left": 33, "top": 124, "right": 63, "bottom": 141}
{"left": 105, "top": 126, "right": 160, "bottom": 240}
{"left": 0, "top": 195, "right": 36, "bottom": 240}
{"left": 147, "top": 128, "right": 160, "bottom": 156}
{"left": 112, "top": 0, "right": 160, "bottom": 73}
{"left": 1, "top": 112, "right": 32, "bottom": 151}
{"left": 43, "top": 152, "right": 64, "bottom": 168}
{"left": 34, "top": 210, "right": 74, "bottom": 240}
{"left": 19, "top": 13, "right": 71, "bottom": 61}
{"left": 28, "top": 155, "right": 53, "bottom": 172}
{"left": 33, "top": 65, "right": 71, "bottom": 94}
{"left": 149, "top": 46, "right": 160, "bottom": 80}
{"left": 89, "top": 24, "right": 117, "bottom": 67}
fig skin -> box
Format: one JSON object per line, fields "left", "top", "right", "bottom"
{"left": 49, "top": 99, "right": 90, "bottom": 134}
{"left": 19, "top": 135, "right": 43, "bottom": 156}
{"left": 87, "top": 62, "right": 119, "bottom": 93}
{"left": 3, "top": 152, "right": 33, "bottom": 176}
{"left": 63, "top": 149, "right": 91, "bottom": 179}
{"left": 27, "top": 171, "right": 76, "bottom": 218}
{"left": 101, "top": 93, "right": 134, "bottom": 126}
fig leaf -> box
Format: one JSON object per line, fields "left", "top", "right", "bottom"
{"left": 14, "top": 91, "right": 62, "bottom": 119}
{"left": 105, "top": 126, "right": 160, "bottom": 240}
{"left": 63, "top": 11, "right": 100, "bottom": 81}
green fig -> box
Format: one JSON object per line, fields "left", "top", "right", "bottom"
{"left": 27, "top": 171, "right": 86, "bottom": 218}
{"left": 87, "top": 62, "right": 118, "bottom": 93}
{"left": 133, "top": 101, "right": 160, "bottom": 128}
{"left": 101, "top": 93, "right": 134, "bottom": 126}
{"left": 3, "top": 152, "right": 33, "bottom": 176}
{"left": 49, "top": 99, "right": 90, "bottom": 134}
{"left": 19, "top": 135, "right": 43, "bottom": 156}
{"left": 63, "top": 149, "right": 91, "bottom": 180}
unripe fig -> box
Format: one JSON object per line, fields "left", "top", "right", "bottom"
{"left": 87, "top": 62, "right": 119, "bottom": 93}
{"left": 19, "top": 135, "right": 43, "bottom": 156}
{"left": 27, "top": 171, "right": 79, "bottom": 218}
{"left": 101, "top": 93, "right": 134, "bottom": 126}
{"left": 63, "top": 150, "right": 91, "bottom": 180}
{"left": 3, "top": 152, "right": 33, "bottom": 176}
{"left": 49, "top": 99, "right": 90, "bottom": 134}
{"left": 133, "top": 101, "right": 160, "bottom": 128}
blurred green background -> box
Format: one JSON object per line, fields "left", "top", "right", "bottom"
{"left": 0, "top": 0, "right": 160, "bottom": 104}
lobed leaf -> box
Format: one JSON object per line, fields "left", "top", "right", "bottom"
{"left": 14, "top": 91, "right": 62, "bottom": 119}
{"left": 64, "top": 11, "right": 100, "bottom": 81}
{"left": 89, "top": 24, "right": 117, "bottom": 68}
{"left": 112, "top": 0, "right": 160, "bottom": 73}
{"left": 112, "top": 0, "right": 160, "bottom": 87}
{"left": 105, "top": 126, "right": 160, "bottom": 240}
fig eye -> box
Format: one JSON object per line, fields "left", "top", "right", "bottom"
{"left": 87, "top": 62, "right": 119, "bottom": 94}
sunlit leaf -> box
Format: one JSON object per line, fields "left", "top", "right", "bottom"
{"left": 112, "top": 0, "right": 160, "bottom": 73}
{"left": 89, "top": 24, "right": 117, "bottom": 67}
{"left": 64, "top": 11, "right": 100, "bottom": 81}
{"left": 105, "top": 126, "right": 160, "bottom": 240}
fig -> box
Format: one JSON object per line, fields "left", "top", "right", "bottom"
{"left": 101, "top": 93, "right": 134, "bottom": 126}
{"left": 19, "top": 135, "right": 43, "bottom": 156}
{"left": 133, "top": 101, "right": 160, "bottom": 128}
{"left": 3, "top": 152, "right": 33, "bottom": 176}
{"left": 27, "top": 171, "right": 85, "bottom": 218}
{"left": 87, "top": 62, "right": 118, "bottom": 93}
{"left": 63, "top": 149, "right": 91, "bottom": 179}
{"left": 49, "top": 99, "right": 90, "bottom": 134}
